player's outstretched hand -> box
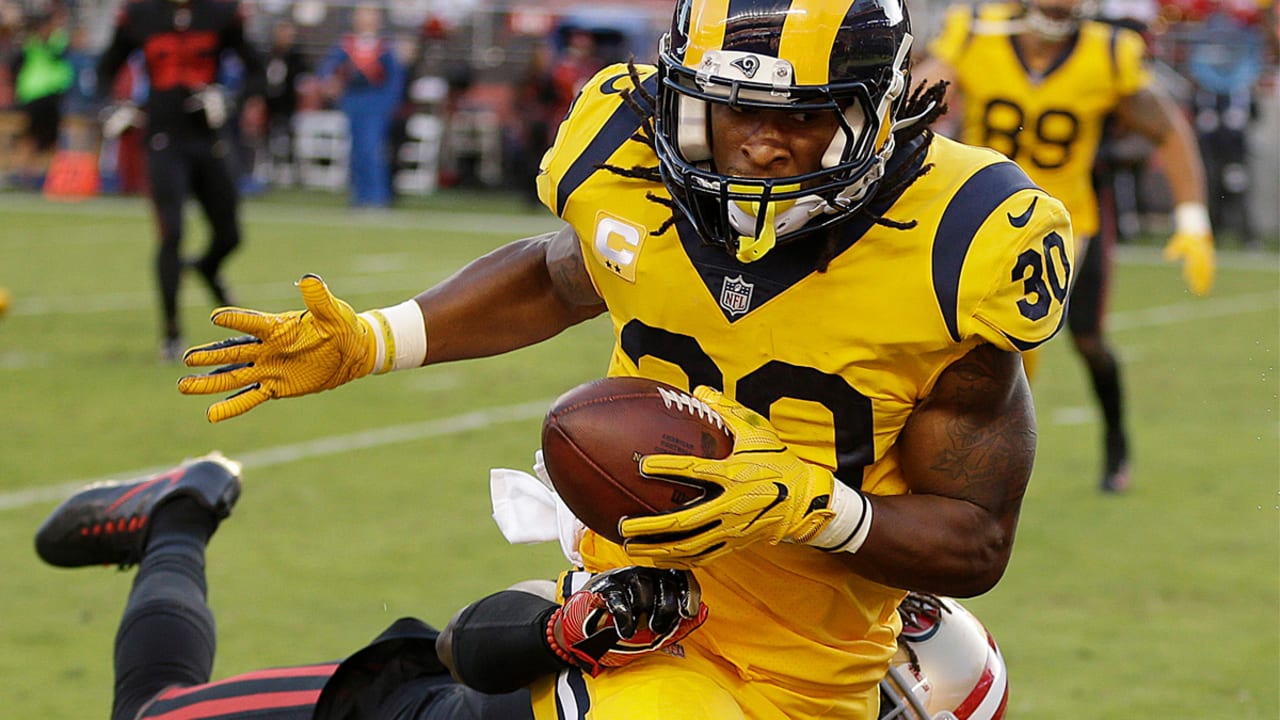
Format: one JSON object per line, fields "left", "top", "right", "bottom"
{"left": 619, "top": 387, "right": 839, "bottom": 567}
{"left": 549, "top": 567, "right": 708, "bottom": 676}
{"left": 177, "top": 274, "right": 376, "bottom": 423}
{"left": 1163, "top": 230, "right": 1215, "bottom": 296}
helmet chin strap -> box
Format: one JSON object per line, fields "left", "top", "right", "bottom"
{"left": 733, "top": 200, "right": 780, "bottom": 263}
{"left": 729, "top": 183, "right": 800, "bottom": 263}
{"left": 725, "top": 33, "right": 915, "bottom": 263}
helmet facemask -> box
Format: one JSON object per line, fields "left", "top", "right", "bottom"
{"left": 878, "top": 665, "right": 937, "bottom": 720}
{"left": 653, "top": 3, "right": 913, "bottom": 263}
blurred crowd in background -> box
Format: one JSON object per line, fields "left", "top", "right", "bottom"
{"left": 0, "top": 0, "right": 1275, "bottom": 242}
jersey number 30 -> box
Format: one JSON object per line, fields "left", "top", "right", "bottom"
{"left": 1014, "top": 231, "right": 1071, "bottom": 321}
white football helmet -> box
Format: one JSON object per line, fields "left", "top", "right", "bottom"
{"left": 878, "top": 593, "right": 1009, "bottom": 720}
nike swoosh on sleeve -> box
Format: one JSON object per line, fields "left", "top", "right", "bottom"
{"left": 1007, "top": 196, "right": 1038, "bottom": 227}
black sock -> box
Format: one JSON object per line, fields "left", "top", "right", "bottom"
{"left": 1088, "top": 351, "right": 1125, "bottom": 437}
{"left": 147, "top": 497, "right": 217, "bottom": 551}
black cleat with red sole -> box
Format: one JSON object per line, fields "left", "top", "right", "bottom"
{"left": 35, "top": 453, "right": 242, "bottom": 568}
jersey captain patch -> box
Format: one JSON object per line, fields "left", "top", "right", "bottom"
{"left": 591, "top": 211, "right": 646, "bottom": 282}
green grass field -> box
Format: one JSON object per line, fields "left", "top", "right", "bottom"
{"left": 0, "top": 189, "right": 1275, "bottom": 719}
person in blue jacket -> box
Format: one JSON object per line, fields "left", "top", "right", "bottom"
{"left": 318, "top": 2, "right": 405, "bottom": 209}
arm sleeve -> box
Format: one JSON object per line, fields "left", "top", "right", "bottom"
{"left": 449, "top": 590, "right": 568, "bottom": 694}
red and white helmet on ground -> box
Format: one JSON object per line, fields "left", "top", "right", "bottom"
{"left": 879, "top": 593, "right": 1009, "bottom": 720}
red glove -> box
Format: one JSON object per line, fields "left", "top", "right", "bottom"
{"left": 547, "top": 567, "right": 708, "bottom": 676}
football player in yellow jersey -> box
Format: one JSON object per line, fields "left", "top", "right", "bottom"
{"left": 914, "top": 0, "right": 1217, "bottom": 492}
{"left": 178, "top": 0, "right": 1070, "bottom": 716}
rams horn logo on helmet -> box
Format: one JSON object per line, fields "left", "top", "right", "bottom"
{"left": 730, "top": 56, "right": 760, "bottom": 78}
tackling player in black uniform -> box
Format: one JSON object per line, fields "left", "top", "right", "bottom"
{"left": 35, "top": 454, "right": 1008, "bottom": 720}
{"left": 97, "top": 0, "right": 264, "bottom": 361}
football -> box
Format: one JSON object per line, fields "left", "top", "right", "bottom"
{"left": 541, "top": 377, "right": 735, "bottom": 544}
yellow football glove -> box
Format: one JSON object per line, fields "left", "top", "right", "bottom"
{"left": 620, "top": 387, "right": 870, "bottom": 568}
{"left": 177, "top": 274, "right": 377, "bottom": 423}
{"left": 1164, "top": 203, "right": 1215, "bottom": 296}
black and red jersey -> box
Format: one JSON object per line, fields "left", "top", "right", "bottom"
{"left": 96, "top": 0, "right": 264, "bottom": 136}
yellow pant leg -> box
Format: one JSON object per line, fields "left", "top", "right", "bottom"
{"left": 528, "top": 646, "right": 874, "bottom": 719}
{"left": 591, "top": 660, "right": 747, "bottom": 719}
{"left": 529, "top": 652, "right": 747, "bottom": 720}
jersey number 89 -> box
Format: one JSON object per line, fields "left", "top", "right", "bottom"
{"left": 982, "top": 99, "right": 1080, "bottom": 170}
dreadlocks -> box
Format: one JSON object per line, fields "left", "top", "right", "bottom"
{"left": 814, "top": 76, "right": 949, "bottom": 269}
{"left": 597, "top": 62, "right": 951, "bottom": 252}
{"left": 595, "top": 62, "right": 684, "bottom": 237}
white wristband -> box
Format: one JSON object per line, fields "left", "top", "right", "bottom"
{"left": 358, "top": 300, "right": 427, "bottom": 374}
{"left": 807, "top": 482, "right": 873, "bottom": 554}
{"left": 1174, "top": 202, "right": 1211, "bottom": 236}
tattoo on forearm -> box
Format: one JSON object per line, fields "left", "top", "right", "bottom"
{"left": 929, "top": 350, "right": 1035, "bottom": 501}
{"left": 552, "top": 257, "right": 591, "bottom": 305}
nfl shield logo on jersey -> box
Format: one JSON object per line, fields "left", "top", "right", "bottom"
{"left": 720, "top": 275, "right": 754, "bottom": 317}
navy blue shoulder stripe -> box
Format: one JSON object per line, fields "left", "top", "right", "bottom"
{"left": 554, "top": 73, "right": 659, "bottom": 214}
{"left": 932, "top": 161, "right": 1038, "bottom": 342}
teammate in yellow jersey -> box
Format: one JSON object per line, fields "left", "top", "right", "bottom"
{"left": 178, "top": 0, "right": 1071, "bottom": 716}
{"left": 915, "top": 0, "right": 1217, "bottom": 492}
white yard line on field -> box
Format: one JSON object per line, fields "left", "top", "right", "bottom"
{"left": 0, "top": 400, "right": 551, "bottom": 512}
{"left": 1106, "top": 290, "right": 1278, "bottom": 331}
{"left": 6, "top": 270, "right": 438, "bottom": 317}
{"left": 0, "top": 194, "right": 565, "bottom": 240}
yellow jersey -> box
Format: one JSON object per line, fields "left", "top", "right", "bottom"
{"left": 535, "top": 64, "right": 1073, "bottom": 717}
{"left": 928, "top": 2, "right": 1150, "bottom": 237}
